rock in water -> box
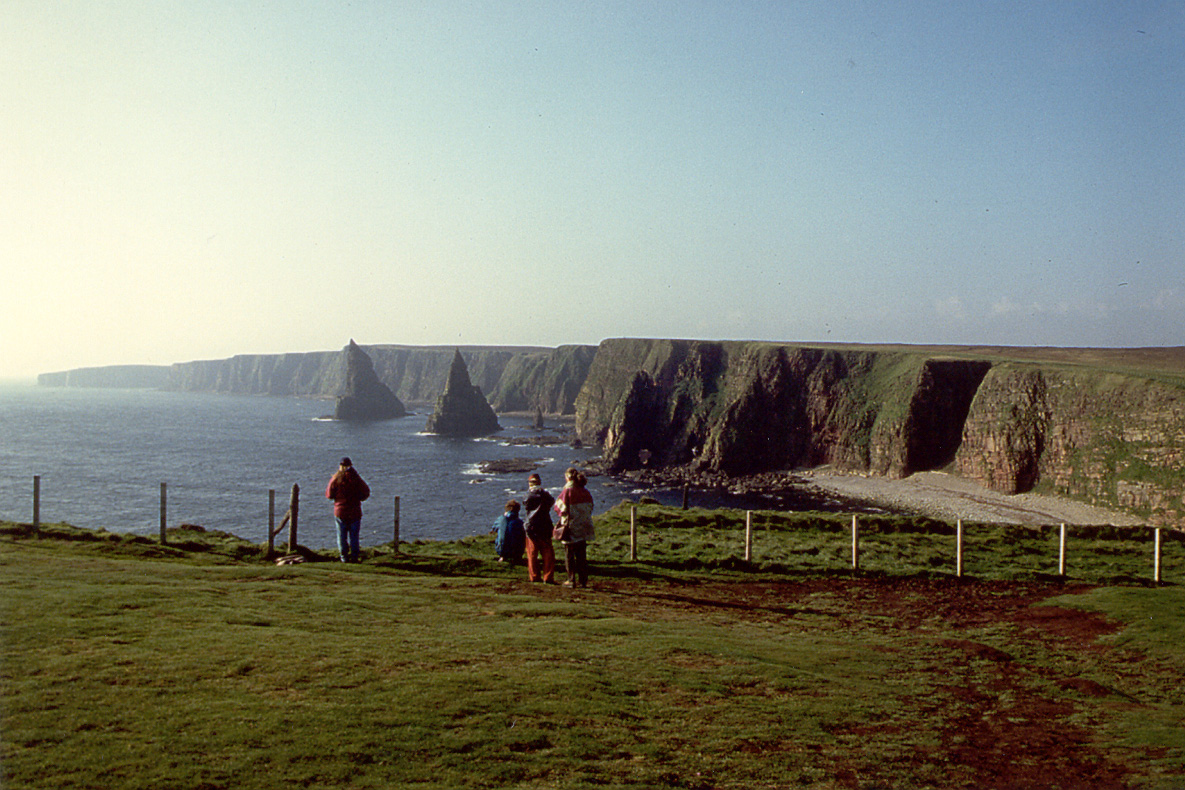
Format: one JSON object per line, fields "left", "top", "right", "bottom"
{"left": 334, "top": 340, "right": 407, "bottom": 421}
{"left": 425, "top": 349, "right": 501, "bottom": 436}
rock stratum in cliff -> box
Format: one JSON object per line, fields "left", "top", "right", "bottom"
{"left": 333, "top": 341, "right": 406, "bottom": 421}
{"left": 41, "top": 339, "right": 1185, "bottom": 524}
{"left": 424, "top": 350, "right": 500, "bottom": 436}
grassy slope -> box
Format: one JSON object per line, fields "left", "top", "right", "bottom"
{"left": 3, "top": 513, "right": 1184, "bottom": 790}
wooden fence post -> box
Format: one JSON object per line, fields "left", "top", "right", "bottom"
{"left": 851, "top": 514, "right": 859, "bottom": 571}
{"left": 629, "top": 505, "right": 637, "bottom": 561}
{"left": 159, "top": 483, "right": 167, "bottom": 545}
{"left": 744, "top": 511, "right": 753, "bottom": 562}
{"left": 393, "top": 496, "right": 401, "bottom": 553}
{"left": 682, "top": 484, "right": 689, "bottom": 510}
{"left": 956, "top": 519, "right": 964, "bottom": 578}
{"left": 267, "top": 489, "right": 276, "bottom": 557}
{"left": 1153, "top": 527, "right": 1162, "bottom": 584}
{"left": 32, "top": 475, "right": 40, "bottom": 538}
{"left": 1058, "top": 523, "right": 1067, "bottom": 577}
{"left": 287, "top": 483, "right": 299, "bottom": 553}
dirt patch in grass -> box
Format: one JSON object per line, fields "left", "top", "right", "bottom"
{"left": 546, "top": 576, "right": 1153, "bottom": 789}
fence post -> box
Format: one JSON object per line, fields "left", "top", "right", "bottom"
{"left": 682, "top": 484, "right": 689, "bottom": 510}
{"left": 159, "top": 483, "right": 167, "bottom": 544}
{"left": 1154, "top": 527, "right": 1162, "bottom": 584}
{"left": 744, "top": 511, "right": 753, "bottom": 562}
{"left": 393, "top": 495, "right": 401, "bottom": 553}
{"left": 629, "top": 505, "right": 637, "bottom": 561}
{"left": 267, "top": 489, "right": 276, "bottom": 557}
{"left": 32, "top": 475, "right": 40, "bottom": 538}
{"left": 851, "top": 514, "right": 859, "bottom": 571}
{"left": 956, "top": 518, "right": 964, "bottom": 578}
{"left": 287, "top": 484, "right": 299, "bottom": 553}
{"left": 1058, "top": 523, "right": 1067, "bottom": 577}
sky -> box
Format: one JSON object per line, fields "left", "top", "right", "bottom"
{"left": 2, "top": 1, "right": 1183, "bottom": 379}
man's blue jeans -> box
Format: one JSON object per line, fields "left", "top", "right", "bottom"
{"left": 336, "top": 517, "right": 361, "bottom": 562}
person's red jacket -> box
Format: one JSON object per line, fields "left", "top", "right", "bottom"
{"left": 326, "top": 467, "right": 370, "bottom": 521}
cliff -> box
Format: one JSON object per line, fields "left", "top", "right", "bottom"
{"left": 333, "top": 341, "right": 407, "bottom": 421}
{"left": 955, "top": 363, "right": 1185, "bottom": 523}
{"left": 39, "top": 339, "right": 1185, "bottom": 524}
{"left": 164, "top": 344, "right": 593, "bottom": 413}
{"left": 424, "top": 350, "right": 500, "bottom": 436}
{"left": 576, "top": 339, "right": 1185, "bottom": 525}
{"left": 576, "top": 340, "right": 988, "bottom": 477}
{"left": 38, "top": 365, "right": 170, "bottom": 388}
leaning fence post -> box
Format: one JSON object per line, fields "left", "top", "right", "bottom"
{"left": 1058, "top": 523, "right": 1067, "bottom": 577}
{"left": 744, "top": 511, "right": 753, "bottom": 562}
{"left": 32, "top": 475, "right": 40, "bottom": 538}
{"left": 393, "top": 496, "right": 401, "bottom": 553}
{"left": 956, "top": 518, "right": 964, "bottom": 578}
{"left": 1154, "top": 527, "right": 1162, "bottom": 584}
{"left": 629, "top": 505, "right": 638, "bottom": 561}
{"left": 851, "top": 514, "right": 860, "bottom": 571}
{"left": 288, "top": 483, "right": 299, "bottom": 553}
{"left": 159, "top": 483, "right": 167, "bottom": 545}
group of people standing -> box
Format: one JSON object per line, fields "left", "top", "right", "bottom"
{"left": 325, "top": 457, "right": 594, "bottom": 587}
{"left": 492, "top": 467, "right": 594, "bottom": 588}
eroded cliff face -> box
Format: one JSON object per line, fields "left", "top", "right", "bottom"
{"left": 956, "top": 365, "right": 1185, "bottom": 523}
{"left": 577, "top": 340, "right": 989, "bottom": 479}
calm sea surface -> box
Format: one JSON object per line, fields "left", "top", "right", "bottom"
{"left": 0, "top": 384, "right": 606, "bottom": 547}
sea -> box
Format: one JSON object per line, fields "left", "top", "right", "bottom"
{"left": 0, "top": 383, "right": 826, "bottom": 549}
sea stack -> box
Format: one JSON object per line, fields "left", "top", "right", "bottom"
{"left": 425, "top": 349, "right": 501, "bottom": 436}
{"left": 334, "top": 340, "right": 407, "bottom": 421}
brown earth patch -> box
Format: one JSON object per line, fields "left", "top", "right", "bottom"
{"left": 536, "top": 576, "right": 1160, "bottom": 789}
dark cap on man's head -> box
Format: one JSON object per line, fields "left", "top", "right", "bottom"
{"left": 340, "top": 457, "right": 352, "bottom": 467}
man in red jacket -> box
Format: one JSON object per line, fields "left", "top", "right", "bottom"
{"left": 326, "top": 457, "right": 370, "bottom": 563}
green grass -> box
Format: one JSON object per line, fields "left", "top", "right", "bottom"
{"left": 3, "top": 512, "right": 1184, "bottom": 789}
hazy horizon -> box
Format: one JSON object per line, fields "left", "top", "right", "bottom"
{"left": 4, "top": 3, "right": 1182, "bottom": 379}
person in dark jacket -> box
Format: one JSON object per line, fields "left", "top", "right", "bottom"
{"left": 326, "top": 457, "right": 370, "bottom": 563}
{"left": 491, "top": 499, "right": 526, "bottom": 563}
{"left": 523, "top": 473, "right": 557, "bottom": 583}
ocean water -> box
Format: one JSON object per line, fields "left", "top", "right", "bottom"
{"left": 0, "top": 384, "right": 605, "bottom": 547}
{"left": 0, "top": 384, "right": 859, "bottom": 550}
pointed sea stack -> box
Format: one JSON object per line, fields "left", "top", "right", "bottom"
{"left": 425, "top": 349, "right": 501, "bottom": 436}
{"left": 334, "top": 340, "right": 407, "bottom": 421}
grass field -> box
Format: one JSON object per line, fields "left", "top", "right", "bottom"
{"left": 2, "top": 507, "right": 1184, "bottom": 789}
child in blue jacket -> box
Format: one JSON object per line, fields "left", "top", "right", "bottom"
{"left": 492, "top": 500, "right": 526, "bottom": 563}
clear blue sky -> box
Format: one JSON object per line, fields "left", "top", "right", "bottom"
{"left": 3, "top": 2, "right": 1182, "bottom": 379}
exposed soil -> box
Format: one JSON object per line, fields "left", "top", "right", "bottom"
{"left": 543, "top": 576, "right": 1167, "bottom": 789}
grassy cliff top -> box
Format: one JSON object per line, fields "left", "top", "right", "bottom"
{"left": 3, "top": 511, "right": 1184, "bottom": 789}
